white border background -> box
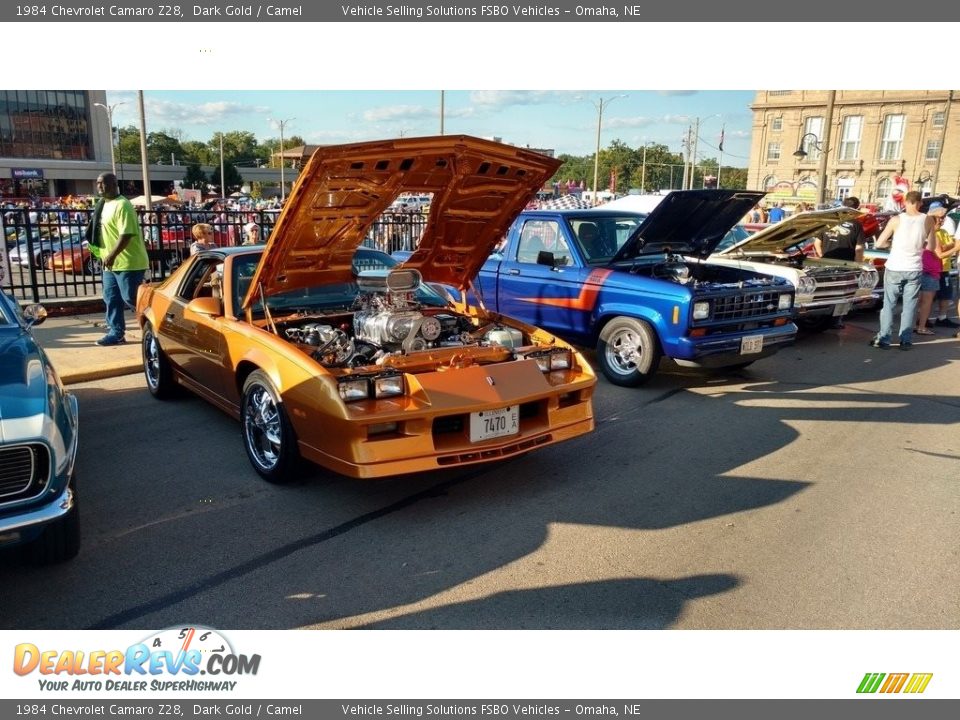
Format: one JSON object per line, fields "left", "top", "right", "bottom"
{"left": 3, "top": 20, "right": 958, "bottom": 701}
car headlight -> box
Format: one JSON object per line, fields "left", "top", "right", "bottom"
{"left": 797, "top": 276, "right": 817, "bottom": 295}
{"left": 778, "top": 293, "right": 793, "bottom": 310}
{"left": 692, "top": 301, "right": 711, "bottom": 320}
{"left": 373, "top": 374, "right": 405, "bottom": 399}
{"left": 339, "top": 373, "right": 406, "bottom": 402}
{"left": 859, "top": 270, "right": 878, "bottom": 289}
{"left": 549, "top": 349, "right": 573, "bottom": 371}
{"left": 338, "top": 378, "right": 369, "bottom": 402}
{"left": 518, "top": 348, "right": 574, "bottom": 373}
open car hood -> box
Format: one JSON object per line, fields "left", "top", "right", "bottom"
{"left": 610, "top": 189, "right": 766, "bottom": 262}
{"left": 242, "top": 135, "right": 561, "bottom": 308}
{"left": 717, "top": 206, "right": 862, "bottom": 255}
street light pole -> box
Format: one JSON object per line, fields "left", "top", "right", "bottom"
{"left": 93, "top": 100, "right": 128, "bottom": 176}
{"left": 270, "top": 117, "right": 295, "bottom": 202}
{"left": 590, "top": 95, "right": 626, "bottom": 206}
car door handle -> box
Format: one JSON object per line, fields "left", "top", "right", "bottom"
{"left": 508, "top": 268, "right": 520, "bottom": 275}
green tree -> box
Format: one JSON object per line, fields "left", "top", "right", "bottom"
{"left": 209, "top": 162, "right": 244, "bottom": 195}
{"left": 181, "top": 140, "right": 215, "bottom": 166}
{"left": 182, "top": 163, "right": 208, "bottom": 191}
{"left": 147, "top": 131, "right": 184, "bottom": 165}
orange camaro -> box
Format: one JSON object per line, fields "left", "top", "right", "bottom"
{"left": 136, "top": 136, "right": 596, "bottom": 482}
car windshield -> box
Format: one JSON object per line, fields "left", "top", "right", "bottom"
{"left": 565, "top": 214, "right": 645, "bottom": 263}
{"left": 715, "top": 225, "right": 753, "bottom": 253}
{"left": 232, "top": 248, "right": 449, "bottom": 315}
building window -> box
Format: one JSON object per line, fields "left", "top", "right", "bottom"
{"left": 771, "top": 117, "right": 782, "bottom": 132}
{"left": 879, "top": 114, "right": 905, "bottom": 161}
{"left": 876, "top": 177, "right": 892, "bottom": 202}
{"left": 0, "top": 89, "right": 92, "bottom": 161}
{"left": 925, "top": 138, "right": 941, "bottom": 161}
{"left": 932, "top": 111, "right": 945, "bottom": 127}
{"left": 839, "top": 115, "right": 862, "bottom": 161}
{"left": 769, "top": 91, "right": 793, "bottom": 96}
{"left": 801, "top": 116, "right": 823, "bottom": 161}
{"left": 762, "top": 175, "right": 777, "bottom": 190}
{"left": 766, "top": 142, "right": 781, "bottom": 162}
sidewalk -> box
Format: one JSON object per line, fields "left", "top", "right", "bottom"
{"left": 32, "top": 310, "right": 142, "bottom": 385}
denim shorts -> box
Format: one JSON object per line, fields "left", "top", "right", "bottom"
{"left": 921, "top": 273, "right": 939, "bottom": 292}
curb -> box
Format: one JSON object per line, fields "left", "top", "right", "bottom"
{"left": 60, "top": 363, "right": 142, "bottom": 385}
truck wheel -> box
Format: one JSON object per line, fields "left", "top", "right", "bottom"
{"left": 597, "top": 317, "right": 661, "bottom": 386}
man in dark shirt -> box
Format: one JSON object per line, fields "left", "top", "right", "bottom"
{"left": 813, "top": 196, "right": 865, "bottom": 262}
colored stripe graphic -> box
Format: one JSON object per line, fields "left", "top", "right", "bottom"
{"left": 520, "top": 268, "right": 613, "bottom": 311}
{"left": 904, "top": 674, "right": 933, "bottom": 694}
{"left": 880, "top": 673, "right": 909, "bottom": 693}
{"left": 857, "top": 672, "right": 932, "bottom": 694}
{"left": 857, "top": 673, "right": 885, "bottom": 693}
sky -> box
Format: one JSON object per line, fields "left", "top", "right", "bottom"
{"left": 103, "top": 89, "right": 755, "bottom": 164}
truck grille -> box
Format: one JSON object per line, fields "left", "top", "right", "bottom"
{"left": 810, "top": 270, "right": 859, "bottom": 302}
{"left": 0, "top": 445, "right": 48, "bottom": 502}
{"left": 712, "top": 291, "right": 783, "bottom": 321}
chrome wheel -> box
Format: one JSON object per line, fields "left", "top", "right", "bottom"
{"left": 243, "top": 384, "right": 282, "bottom": 471}
{"left": 142, "top": 324, "right": 175, "bottom": 399}
{"left": 597, "top": 317, "right": 660, "bottom": 387}
{"left": 241, "top": 370, "right": 299, "bottom": 483}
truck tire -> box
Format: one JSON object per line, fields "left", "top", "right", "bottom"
{"left": 597, "top": 317, "right": 661, "bottom": 386}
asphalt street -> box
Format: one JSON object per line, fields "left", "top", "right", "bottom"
{"left": 1, "top": 312, "right": 958, "bottom": 630}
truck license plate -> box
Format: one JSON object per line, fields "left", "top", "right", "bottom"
{"left": 469, "top": 406, "right": 519, "bottom": 442}
{"left": 740, "top": 335, "right": 764, "bottom": 354}
{"left": 833, "top": 302, "right": 851, "bottom": 317}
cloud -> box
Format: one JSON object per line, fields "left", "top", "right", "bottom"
{"left": 656, "top": 90, "right": 699, "bottom": 97}
{"left": 468, "top": 90, "right": 578, "bottom": 108}
{"left": 362, "top": 104, "right": 475, "bottom": 123}
{"left": 147, "top": 100, "right": 271, "bottom": 126}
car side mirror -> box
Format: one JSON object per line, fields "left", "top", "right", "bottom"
{"left": 537, "top": 250, "right": 557, "bottom": 267}
{"left": 22, "top": 303, "right": 47, "bottom": 327}
{"left": 186, "top": 296, "right": 222, "bottom": 318}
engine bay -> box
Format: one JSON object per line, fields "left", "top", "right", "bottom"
{"left": 276, "top": 268, "right": 527, "bottom": 369}
{"left": 620, "top": 253, "right": 789, "bottom": 290}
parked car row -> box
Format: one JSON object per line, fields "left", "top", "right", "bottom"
{"left": 0, "top": 137, "right": 901, "bottom": 566}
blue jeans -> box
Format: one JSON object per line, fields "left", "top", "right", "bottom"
{"left": 877, "top": 268, "right": 922, "bottom": 344}
{"left": 102, "top": 269, "right": 145, "bottom": 338}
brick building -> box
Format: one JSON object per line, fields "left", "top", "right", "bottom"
{"left": 747, "top": 90, "right": 959, "bottom": 207}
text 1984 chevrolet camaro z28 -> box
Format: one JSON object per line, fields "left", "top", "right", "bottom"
{"left": 136, "top": 136, "right": 596, "bottom": 482}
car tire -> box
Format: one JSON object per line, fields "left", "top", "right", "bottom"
{"left": 84, "top": 256, "right": 102, "bottom": 275}
{"left": 142, "top": 323, "right": 176, "bottom": 399}
{"left": 597, "top": 317, "right": 661, "bottom": 387}
{"left": 25, "top": 482, "right": 80, "bottom": 565}
{"left": 241, "top": 370, "right": 301, "bottom": 484}
{"left": 37, "top": 251, "right": 52, "bottom": 269}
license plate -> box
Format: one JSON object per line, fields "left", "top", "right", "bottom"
{"left": 833, "top": 302, "right": 851, "bottom": 317}
{"left": 469, "top": 406, "right": 519, "bottom": 442}
{"left": 740, "top": 335, "right": 764, "bottom": 354}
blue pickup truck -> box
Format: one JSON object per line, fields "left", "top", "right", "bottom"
{"left": 469, "top": 190, "right": 798, "bottom": 386}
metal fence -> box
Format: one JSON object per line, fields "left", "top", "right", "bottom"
{"left": 1, "top": 207, "right": 428, "bottom": 303}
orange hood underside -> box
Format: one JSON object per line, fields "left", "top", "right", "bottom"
{"left": 243, "top": 135, "right": 562, "bottom": 309}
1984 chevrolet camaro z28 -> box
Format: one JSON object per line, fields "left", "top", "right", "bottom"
{"left": 136, "top": 136, "right": 596, "bottom": 482}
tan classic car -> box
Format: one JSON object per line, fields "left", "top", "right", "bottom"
{"left": 136, "top": 136, "right": 596, "bottom": 482}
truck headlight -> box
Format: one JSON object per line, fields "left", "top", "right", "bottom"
{"left": 859, "top": 270, "right": 878, "bottom": 289}
{"left": 692, "top": 301, "right": 710, "bottom": 320}
{"left": 778, "top": 293, "right": 793, "bottom": 310}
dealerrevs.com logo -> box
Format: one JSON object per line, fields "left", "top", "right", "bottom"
{"left": 13, "top": 626, "right": 261, "bottom": 692}
{"left": 857, "top": 673, "right": 933, "bottom": 694}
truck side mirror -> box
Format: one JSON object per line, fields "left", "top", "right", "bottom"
{"left": 537, "top": 250, "right": 557, "bottom": 267}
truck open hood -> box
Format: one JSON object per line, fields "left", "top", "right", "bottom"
{"left": 716, "top": 207, "right": 862, "bottom": 255}
{"left": 242, "top": 135, "right": 561, "bottom": 308}
{"left": 610, "top": 189, "right": 766, "bottom": 262}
